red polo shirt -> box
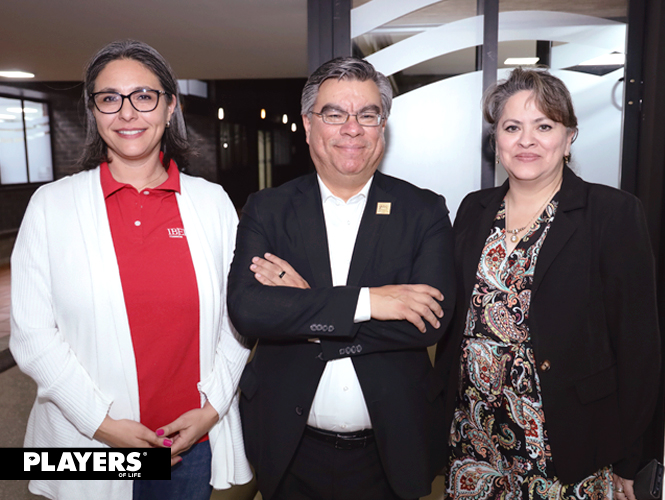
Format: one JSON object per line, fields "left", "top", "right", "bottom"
{"left": 101, "top": 161, "right": 203, "bottom": 437}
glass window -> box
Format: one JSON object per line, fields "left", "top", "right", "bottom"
{"left": 351, "top": 0, "right": 629, "bottom": 215}
{"left": 351, "top": 0, "right": 482, "bottom": 217}
{"left": 497, "top": 0, "right": 628, "bottom": 188}
{"left": 25, "top": 101, "right": 54, "bottom": 183}
{"left": 0, "top": 96, "right": 54, "bottom": 185}
{"left": 0, "top": 96, "right": 29, "bottom": 184}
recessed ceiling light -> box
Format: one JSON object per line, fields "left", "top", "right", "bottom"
{"left": 0, "top": 71, "right": 35, "bottom": 78}
{"left": 282, "top": 114, "right": 288, "bottom": 124}
{"left": 579, "top": 52, "right": 625, "bottom": 66}
{"left": 218, "top": 107, "right": 224, "bottom": 120}
{"left": 504, "top": 57, "right": 540, "bottom": 65}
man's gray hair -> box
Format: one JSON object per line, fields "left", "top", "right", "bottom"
{"left": 301, "top": 57, "right": 393, "bottom": 119}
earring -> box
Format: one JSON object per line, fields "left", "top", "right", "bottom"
{"left": 564, "top": 153, "right": 571, "bottom": 166}
{"left": 495, "top": 156, "right": 500, "bottom": 165}
{"left": 166, "top": 121, "right": 171, "bottom": 129}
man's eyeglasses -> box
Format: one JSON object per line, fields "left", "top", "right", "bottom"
{"left": 310, "top": 110, "right": 383, "bottom": 127}
{"left": 90, "top": 89, "right": 169, "bottom": 114}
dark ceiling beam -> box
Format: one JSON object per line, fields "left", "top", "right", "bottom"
{"left": 479, "top": 0, "right": 499, "bottom": 189}
{"left": 308, "top": 0, "right": 351, "bottom": 75}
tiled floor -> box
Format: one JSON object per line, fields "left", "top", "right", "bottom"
{"left": 0, "top": 263, "right": 40, "bottom": 499}
{"left": 0, "top": 264, "right": 10, "bottom": 350}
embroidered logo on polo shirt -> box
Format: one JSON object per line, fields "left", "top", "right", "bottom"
{"left": 167, "top": 228, "right": 186, "bottom": 238}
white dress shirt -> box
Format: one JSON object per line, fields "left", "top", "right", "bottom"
{"left": 306, "top": 175, "right": 373, "bottom": 432}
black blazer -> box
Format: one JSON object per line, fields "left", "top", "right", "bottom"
{"left": 228, "top": 171, "right": 455, "bottom": 499}
{"left": 436, "top": 166, "right": 661, "bottom": 484}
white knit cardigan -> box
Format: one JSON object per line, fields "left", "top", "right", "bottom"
{"left": 10, "top": 168, "right": 252, "bottom": 499}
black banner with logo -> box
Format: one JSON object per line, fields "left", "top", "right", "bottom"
{"left": 2, "top": 448, "right": 171, "bottom": 480}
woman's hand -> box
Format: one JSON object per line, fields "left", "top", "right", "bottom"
{"left": 93, "top": 416, "right": 165, "bottom": 448}
{"left": 155, "top": 402, "right": 219, "bottom": 466}
{"left": 250, "top": 253, "right": 311, "bottom": 289}
{"left": 611, "top": 474, "right": 636, "bottom": 500}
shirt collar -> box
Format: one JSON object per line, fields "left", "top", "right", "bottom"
{"left": 317, "top": 174, "right": 373, "bottom": 205}
{"left": 100, "top": 157, "right": 181, "bottom": 199}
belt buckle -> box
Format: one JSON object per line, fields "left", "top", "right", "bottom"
{"left": 333, "top": 434, "right": 367, "bottom": 450}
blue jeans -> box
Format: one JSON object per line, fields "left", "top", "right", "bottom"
{"left": 133, "top": 440, "right": 213, "bottom": 500}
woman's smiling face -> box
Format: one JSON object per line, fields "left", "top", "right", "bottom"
{"left": 92, "top": 58, "right": 175, "bottom": 168}
{"left": 496, "top": 90, "right": 574, "bottom": 186}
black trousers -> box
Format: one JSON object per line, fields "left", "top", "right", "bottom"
{"left": 272, "top": 430, "right": 415, "bottom": 500}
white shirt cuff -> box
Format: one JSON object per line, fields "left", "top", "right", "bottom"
{"left": 353, "top": 287, "right": 371, "bottom": 323}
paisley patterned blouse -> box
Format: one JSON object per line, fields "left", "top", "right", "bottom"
{"left": 447, "top": 195, "right": 612, "bottom": 500}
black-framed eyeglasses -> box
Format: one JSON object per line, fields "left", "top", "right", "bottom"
{"left": 310, "top": 110, "right": 383, "bottom": 127}
{"left": 90, "top": 89, "right": 169, "bottom": 114}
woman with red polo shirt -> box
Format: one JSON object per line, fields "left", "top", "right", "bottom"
{"left": 10, "top": 40, "right": 252, "bottom": 500}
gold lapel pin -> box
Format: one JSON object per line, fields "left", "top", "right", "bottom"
{"left": 376, "top": 202, "right": 391, "bottom": 215}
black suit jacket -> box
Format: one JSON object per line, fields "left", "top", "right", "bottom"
{"left": 228, "top": 171, "right": 455, "bottom": 499}
{"left": 436, "top": 167, "right": 661, "bottom": 484}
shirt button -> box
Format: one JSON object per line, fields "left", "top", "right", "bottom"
{"left": 341, "top": 424, "right": 347, "bottom": 429}
{"left": 343, "top": 386, "right": 348, "bottom": 391}
{"left": 134, "top": 220, "right": 141, "bottom": 226}
{"left": 539, "top": 360, "right": 551, "bottom": 372}
{"left": 143, "top": 191, "right": 149, "bottom": 195}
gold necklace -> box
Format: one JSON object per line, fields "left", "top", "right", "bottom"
{"left": 505, "top": 182, "right": 560, "bottom": 243}
{"left": 137, "top": 169, "right": 167, "bottom": 192}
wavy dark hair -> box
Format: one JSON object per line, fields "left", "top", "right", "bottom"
{"left": 77, "top": 39, "right": 190, "bottom": 170}
{"left": 482, "top": 67, "right": 578, "bottom": 138}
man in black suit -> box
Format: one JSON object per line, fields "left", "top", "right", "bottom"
{"left": 228, "top": 57, "right": 455, "bottom": 500}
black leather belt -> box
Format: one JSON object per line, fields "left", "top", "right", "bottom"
{"left": 305, "top": 425, "right": 374, "bottom": 450}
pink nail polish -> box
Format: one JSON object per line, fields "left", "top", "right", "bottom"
{"left": 164, "top": 439, "right": 173, "bottom": 447}
{"left": 156, "top": 429, "right": 165, "bottom": 436}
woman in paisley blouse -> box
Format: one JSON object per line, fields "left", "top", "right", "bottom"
{"left": 436, "top": 68, "right": 660, "bottom": 500}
